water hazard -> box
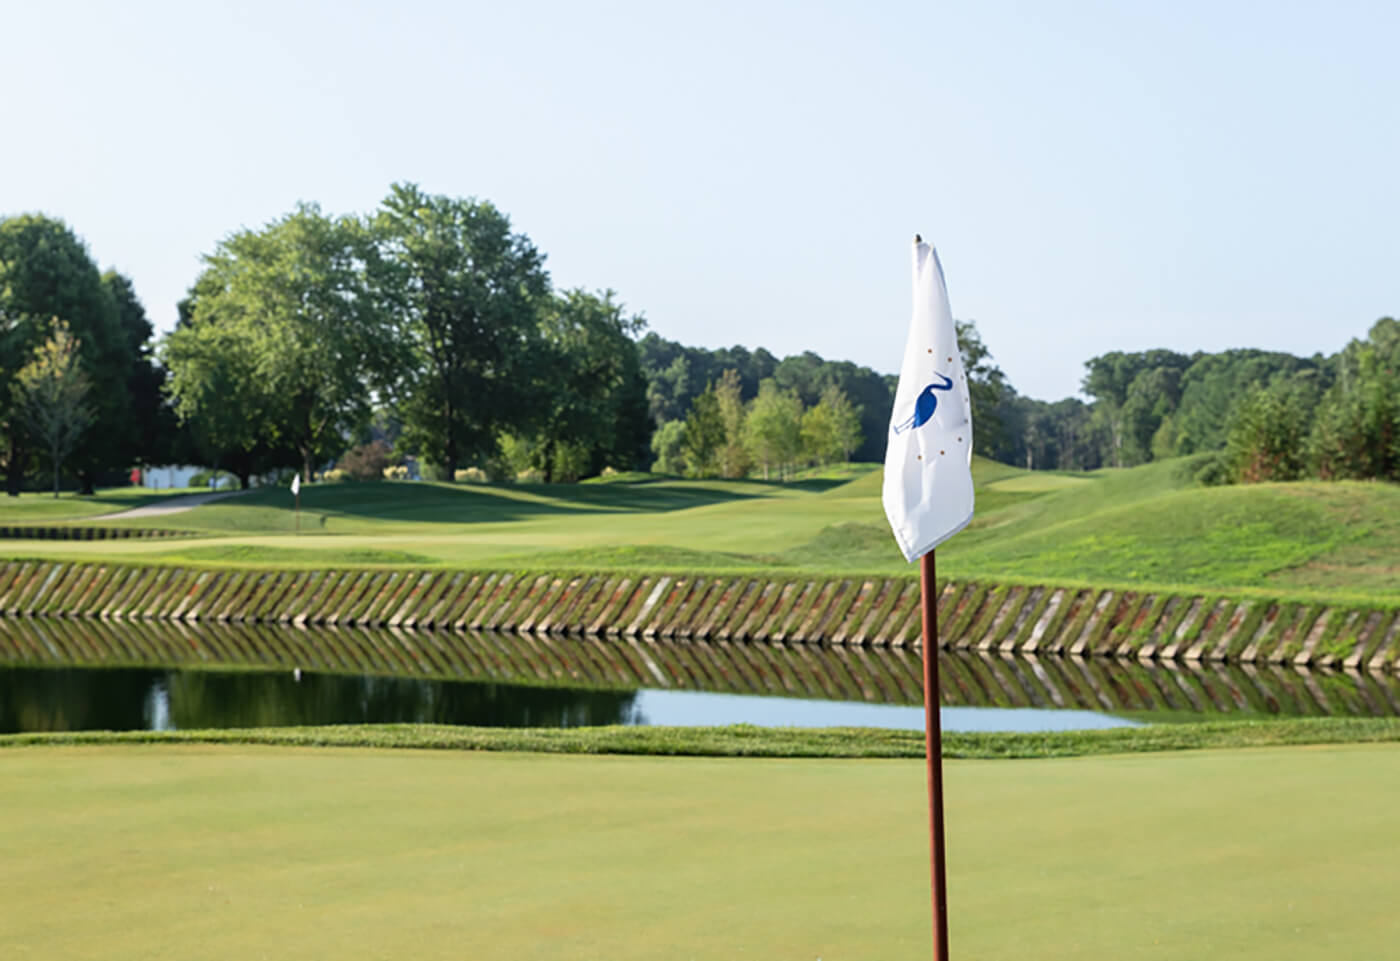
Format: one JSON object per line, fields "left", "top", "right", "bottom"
{"left": 2, "top": 618, "right": 1398, "bottom": 734}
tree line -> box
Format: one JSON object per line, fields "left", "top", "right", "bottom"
{"left": 2, "top": 193, "right": 1394, "bottom": 494}
{"left": 974, "top": 319, "right": 1398, "bottom": 485}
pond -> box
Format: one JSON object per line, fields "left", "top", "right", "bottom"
{"left": 1, "top": 618, "right": 1397, "bottom": 734}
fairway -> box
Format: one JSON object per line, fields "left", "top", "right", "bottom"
{"left": 4, "top": 743, "right": 1399, "bottom": 960}
{"left": 4, "top": 459, "right": 1398, "bottom": 601}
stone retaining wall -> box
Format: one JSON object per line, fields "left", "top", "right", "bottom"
{"left": 0, "top": 526, "right": 184, "bottom": 540}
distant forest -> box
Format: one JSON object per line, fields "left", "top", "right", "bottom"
{"left": 2, "top": 192, "right": 1395, "bottom": 494}
{"left": 983, "top": 318, "right": 1399, "bottom": 485}
{"left": 638, "top": 316, "right": 1400, "bottom": 488}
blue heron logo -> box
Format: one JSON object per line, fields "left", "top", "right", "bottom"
{"left": 892, "top": 373, "right": 954, "bottom": 435}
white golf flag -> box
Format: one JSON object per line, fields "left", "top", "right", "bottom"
{"left": 882, "top": 238, "right": 975, "bottom": 562}
{"left": 291, "top": 473, "right": 301, "bottom": 496}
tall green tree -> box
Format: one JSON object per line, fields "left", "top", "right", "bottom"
{"left": 371, "top": 183, "right": 550, "bottom": 478}
{"left": 103, "top": 271, "right": 176, "bottom": 468}
{"left": 161, "top": 298, "right": 286, "bottom": 489}
{"left": 0, "top": 215, "right": 129, "bottom": 494}
{"left": 170, "top": 204, "right": 397, "bottom": 483}
{"left": 954, "top": 320, "right": 1009, "bottom": 459}
{"left": 714, "top": 368, "right": 749, "bottom": 478}
{"left": 743, "top": 379, "right": 804, "bottom": 480}
{"left": 1223, "top": 381, "right": 1309, "bottom": 483}
{"left": 1082, "top": 350, "right": 1191, "bottom": 467}
{"left": 13, "top": 319, "right": 92, "bottom": 496}
{"left": 1172, "top": 349, "right": 1321, "bottom": 456}
{"left": 517, "top": 289, "right": 651, "bottom": 482}
{"left": 682, "top": 384, "right": 725, "bottom": 477}
{"left": 650, "top": 419, "right": 688, "bottom": 475}
{"left": 801, "top": 384, "right": 863, "bottom": 464}
{"left": 1310, "top": 318, "right": 1400, "bottom": 481}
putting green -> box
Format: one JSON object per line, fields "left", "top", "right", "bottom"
{"left": 3, "top": 743, "right": 1398, "bottom": 959}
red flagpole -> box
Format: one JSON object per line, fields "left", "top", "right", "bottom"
{"left": 920, "top": 550, "right": 949, "bottom": 960}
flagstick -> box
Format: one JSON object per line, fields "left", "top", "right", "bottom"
{"left": 920, "top": 550, "right": 950, "bottom": 960}
{"left": 295, "top": 487, "right": 301, "bottom": 536}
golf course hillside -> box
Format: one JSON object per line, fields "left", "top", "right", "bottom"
{"left": 1, "top": 456, "right": 1396, "bottom": 603}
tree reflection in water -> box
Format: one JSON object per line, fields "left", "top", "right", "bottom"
{"left": 0, "top": 668, "right": 640, "bottom": 734}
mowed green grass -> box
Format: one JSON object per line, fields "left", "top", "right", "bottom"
{"left": 4, "top": 742, "right": 1399, "bottom": 960}
{"left": 0, "top": 486, "right": 193, "bottom": 522}
{"left": 4, "top": 458, "right": 1398, "bottom": 600}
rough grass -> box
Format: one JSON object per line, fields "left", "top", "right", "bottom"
{"left": 5, "top": 740, "right": 1400, "bottom": 960}
{"left": 4, "top": 459, "right": 1398, "bottom": 601}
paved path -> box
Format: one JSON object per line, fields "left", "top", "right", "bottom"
{"left": 96, "top": 490, "right": 250, "bottom": 520}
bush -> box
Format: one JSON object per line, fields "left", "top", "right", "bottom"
{"left": 1191, "top": 453, "right": 1230, "bottom": 487}
{"left": 337, "top": 442, "right": 390, "bottom": 481}
{"left": 455, "top": 467, "right": 488, "bottom": 484}
{"left": 382, "top": 465, "right": 410, "bottom": 481}
{"left": 321, "top": 468, "right": 349, "bottom": 484}
{"left": 419, "top": 461, "right": 452, "bottom": 482}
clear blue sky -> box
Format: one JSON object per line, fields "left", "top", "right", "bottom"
{"left": 4, "top": 0, "right": 1396, "bottom": 400}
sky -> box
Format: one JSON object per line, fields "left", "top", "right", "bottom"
{"left": 4, "top": 0, "right": 1397, "bottom": 401}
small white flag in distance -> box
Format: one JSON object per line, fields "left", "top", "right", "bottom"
{"left": 882, "top": 237, "right": 975, "bottom": 562}
{"left": 291, "top": 473, "right": 301, "bottom": 496}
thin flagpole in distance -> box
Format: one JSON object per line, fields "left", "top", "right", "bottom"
{"left": 921, "top": 550, "right": 949, "bottom": 960}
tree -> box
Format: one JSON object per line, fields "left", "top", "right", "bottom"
{"left": 772, "top": 351, "right": 892, "bottom": 462}
{"left": 103, "top": 271, "right": 176, "bottom": 469}
{"left": 371, "top": 183, "right": 550, "bottom": 478}
{"left": 517, "top": 289, "right": 651, "bottom": 482}
{"left": 1310, "top": 318, "right": 1400, "bottom": 481}
{"left": 801, "top": 384, "right": 862, "bottom": 464}
{"left": 743, "top": 379, "right": 804, "bottom": 480}
{"left": 161, "top": 298, "right": 287, "bottom": 489}
{"left": 226, "top": 205, "right": 392, "bottom": 481}
{"left": 714, "top": 368, "right": 749, "bottom": 478}
{"left": 650, "top": 420, "right": 688, "bottom": 475}
{"left": 1172, "top": 349, "right": 1321, "bottom": 456}
{"left": 682, "top": 385, "right": 725, "bottom": 477}
{"left": 1223, "top": 381, "right": 1309, "bottom": 483}
{"left": 168, "top": 205, "right": 397, "bottom": 484}
{"left": 14, "top": 320, "right": 92, "bottom": 496}
{"left": 953, "top": 320, "right": 1009, "bottom": 459}
{"left": 1082, "top": 350, "right": 1191, "bottom": 467}
{"left": 0, "top": 215, "right": 129, "bottom": 495}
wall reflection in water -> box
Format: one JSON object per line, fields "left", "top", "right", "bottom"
{"left": 1, "top": 617, "right": 1398, "bottom": 732}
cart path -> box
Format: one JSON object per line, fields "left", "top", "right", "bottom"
{"left": 96, "top": 490, "right": 252, "bottom": 519}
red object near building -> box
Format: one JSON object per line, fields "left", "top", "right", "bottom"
{"left": 130, "top": 468, "right": 142, "bottom": 486}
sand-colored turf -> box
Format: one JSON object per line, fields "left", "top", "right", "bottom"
{"left": 3, "top": 742, "right": 1398, "bottom": 960}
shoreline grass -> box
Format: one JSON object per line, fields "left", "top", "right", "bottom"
{"left": 6, "top": 716, "right": 1400, "bottom": 759}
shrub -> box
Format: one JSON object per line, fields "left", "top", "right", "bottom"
{"left": 321, "top": 469, "right": 349, "bottom": 484}
{"left": 382, "top": 464, "right": 410, "bottom": 481}
{"left": 455, "top": 467, "right": 488, "bottom": 484}
{"left": 337, "top": 441, "right": 390, "bottom": 481}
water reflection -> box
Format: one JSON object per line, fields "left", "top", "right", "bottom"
{"left": 0, "top": 666, "right": 1144, "bottom": 734}
{"left": 1, "top": 617, "right": 1398, "bottom": 723}
{"left": 0, "top": 667, "right": 640, "bottom": 733}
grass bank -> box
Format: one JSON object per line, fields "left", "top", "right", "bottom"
{"left": 7, "top": 716, "right": 1400, "bottom": 758}
{"left": 5, "top": 740, "right": 1399, "bottom": 960}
